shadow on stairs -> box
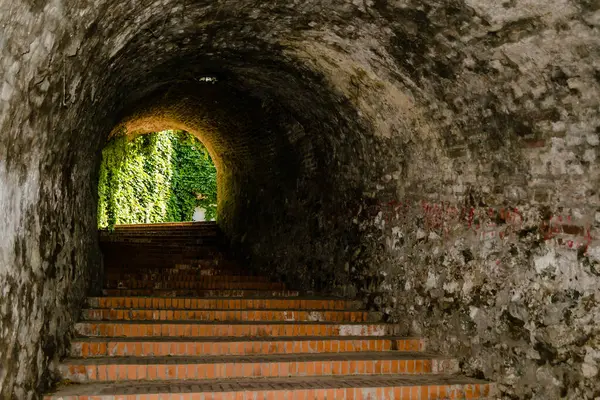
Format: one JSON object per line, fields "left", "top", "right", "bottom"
{"left": 45, "top": 222, "right": 496, "bottom": 399}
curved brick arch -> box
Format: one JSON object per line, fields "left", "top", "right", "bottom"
{"left": 0, "top": 0, "right": 599, "bottom": 398}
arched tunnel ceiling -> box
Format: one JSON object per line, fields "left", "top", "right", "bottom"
{"left": 109, "top": 82, "right": 285, "bottom": 172}
{"left": 4, "top": 0, "right": 598, "bottom": 188}
{"left": 1, "top": 0, "right": 600, "bottom": 398}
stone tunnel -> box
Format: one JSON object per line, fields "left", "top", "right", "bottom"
{"left": 1, "top": 0, "right": 599, "bottom": 398}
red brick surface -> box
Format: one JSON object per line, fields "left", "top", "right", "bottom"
{"left": 46, "top": 224, "right": 495, "bottom": 399}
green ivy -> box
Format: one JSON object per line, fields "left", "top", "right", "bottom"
{"left": 97, "top": 130, "right": 217, "bottom": 228}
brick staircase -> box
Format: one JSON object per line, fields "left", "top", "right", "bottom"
{"left": 45, "top": 222, "right": 496, "bottom": 399}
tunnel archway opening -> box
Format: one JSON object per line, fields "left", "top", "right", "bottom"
{"left": 0, "top": 10, "right": 402, "bottom": 395}
{"left": 102, "top": 78, "right": 331, "bottom": 245}
{"left": 2, "top": 1, "right": 600, "bottom": 398}
{"left": 97, "top": 129, "right": 218, "bottom": 228}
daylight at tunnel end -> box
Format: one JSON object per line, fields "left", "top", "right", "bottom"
{"left": 1, "top": 0, "right": 600, "bottom": 398}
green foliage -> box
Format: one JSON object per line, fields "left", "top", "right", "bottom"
{"left": 97, "top": 130, "right": 217, "bottom": 228}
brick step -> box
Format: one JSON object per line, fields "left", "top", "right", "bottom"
{"left": 104, "top": 224, "right": 216, "bottom": 228}
{"left": 104, "top": 226, "right": 217, "bottom": 232}
{"left": 102, "top": 257, "right": 222, "bottom": 264}
{"left": 101, "top": 253, "right": 222, "bottom": 260}
{"left": 107, "top": 228, "right": 217, "bottom": 231}
{"left": 81, "top": 309, "right": 380, "bottom": 322}
{"left": 101, "top": 248, "right": 219, "bottom": 254}
{"left": 103, "top": 255, "right": 224, "bottom": 261}
{"left": 108, "top": 262, "right": 243, "bottom": 269}
{"left": 70, "top": 336, "right": 425, "bottom": 357}
{"left": 101, "top": 240, "right": 219, "bottom": 245}
{"left": 105, "top": 254, "right": 233, "bottom": 268}
{"left": 100, "top": 233, "right": 219, "bottom": 239}
{"left": 100, "top": 232, "right": 218, "bottom": 236}
{"left": 101, "top": 236, "right": 218, "bottom": 241}
{"left": 100, "top": 245, "right": 220, "bottom": 251}
{"left": 104, "top": 269, "right": 254, "bottom": 278}
{"left": 87, "top": 297, "right": 362, "bottom": 310}
{"left": 121, "top": 258, "right": 229, "bottom": 264}
{"left": 104, "top": 272, "right": 266, "bottom": 280}
{"left": 101, "top": 228, "right": 218, "bottom": 233}
{"left": 104, "top": 276, "right": 262, "bottom": 283}
{"left": 107, "top": 221, "right": 217, "bottom": 228}
{"left": 102, "top": 252, "right": 223, "bottom": 258}
{"left": 101, "top": 243, "right": 219, "bottom": 249}
{"left": 100, "top": 237, "right": 219, "bottom": 243}
{"left": 100, "top": 239, "right": 219, "bottom": 245}
{"left": 45, "top": 223, "right": 499, "bottom": 400}
{"left": 74, "top": 321, "right": 399, "bottom": 337}
{"left": 45, "top": 374, "right": 497, "bottom": 400}
{"left": 103, "top": 262, "right": 234, "bottom": 270}
{"left": 103, "top": 281, "right": 286, "bottom": 290}
{"left": 106, "top": 228, "right": 217, "bottom": 232}
{"left": 59, "top": 352, "right": 459, "bottom": 383}
{"left": 102, "top": 252, "right": 222, "bottom": 258}
{"left": 104, "top": 264, "right": 226, "bottom": 270}
{"left": 101, "top": 246, "right": 221, "bottom": 252}
{"left": 101, "top": 289, "right": 301, "bottom": 297}
{"left": 101, "top": 238, "right": 218, "bottom": 243}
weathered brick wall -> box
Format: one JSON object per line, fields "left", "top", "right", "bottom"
{"left": 0, "top": 0, "right": 599, "bottom": 398}
{"left": 340, "top": 4, "right": 600, "bottom": 398}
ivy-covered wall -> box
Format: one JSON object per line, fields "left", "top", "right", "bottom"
{"left": 97, "top": 130, "right": 217, "bottom": 228}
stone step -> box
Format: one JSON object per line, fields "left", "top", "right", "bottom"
{"left": 59, "top": 352, "right": 459, "bottom": 383}
{"left": 80, "top": 308, "right": 380, "bottom": 322}
{"left": 103, "top": 280, "right": 286, "bottom": 290}
{"left": 70, "top": 336, "right": 425, "bottom": 357}
{"left": 74, "top": 321, "right": 400, "bottom": 338}
{"left": 87, "top": 297, "right": 362, "bottom": 310}
{"left": 45, "top": 375, "right": 497, "bottom": 400}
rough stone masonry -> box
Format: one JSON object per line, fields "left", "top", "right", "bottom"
{"left": 0, "top": 0, "right": 599, "bottom": 398}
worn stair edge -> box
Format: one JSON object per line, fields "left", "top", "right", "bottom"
{"left": 101, "top": 290, "right": 301, "bottom": 298}
{"left": 74, "top": 321, "right": 401, "bottom": 338}
{"left": 60, "top": 354, "right": 459, "bottom": 382}
{"left": 86, "top": 297, "right": 362, "bottom": 310}
{"left": 102, "top": 283, "right": 288, "bottom": 290}
{"left": 63, "top": 351, "right": 450, "bottom": 363}
{"left": 45, "top": 375, "right": 497, "bottom": 399}
{"left": 80, "top": 309, "right": 381, "bottom": 322}
{"left": 69, "top": 336, "right": 426, "bottom": 357}
{"left": 103, "top": 274, "right": 271, "bottom": 280}
{"left": 106, "top": 221, "right": 217, "bottom": 227}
